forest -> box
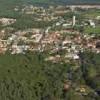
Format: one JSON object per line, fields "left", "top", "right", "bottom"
{"left": 0, "top": 51, "right": 99, "bottom": 100}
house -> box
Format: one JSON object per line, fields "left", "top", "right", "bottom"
{"left": 11, "top": 45, "right": 29, "bottom": 54}
{"left": 89, "top": 20, "right": 95, "bottom": 28}
{"left": 65, "top": 53, "right": 79, "bottom": 60}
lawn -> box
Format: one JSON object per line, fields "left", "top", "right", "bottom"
{"left": 84, "top": 26, "right": 100, "bottom": 35}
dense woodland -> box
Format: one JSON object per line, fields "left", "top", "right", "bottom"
{"left": 0, "top": 51, "right": 99, "bottom": 100}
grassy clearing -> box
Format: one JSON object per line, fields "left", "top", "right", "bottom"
{"left": 84, "top": 26, "right": 100, "bottom": 35}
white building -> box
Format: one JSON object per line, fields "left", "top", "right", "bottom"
{"left": 89, "top": 20, "right": 95, "bottom": 28}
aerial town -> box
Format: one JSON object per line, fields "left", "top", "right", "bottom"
{"left": 0, "top": 1, "right": 100, "bottom": 100}
{"left": 0, "top": 5, "right": 100, "bottom": 62}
